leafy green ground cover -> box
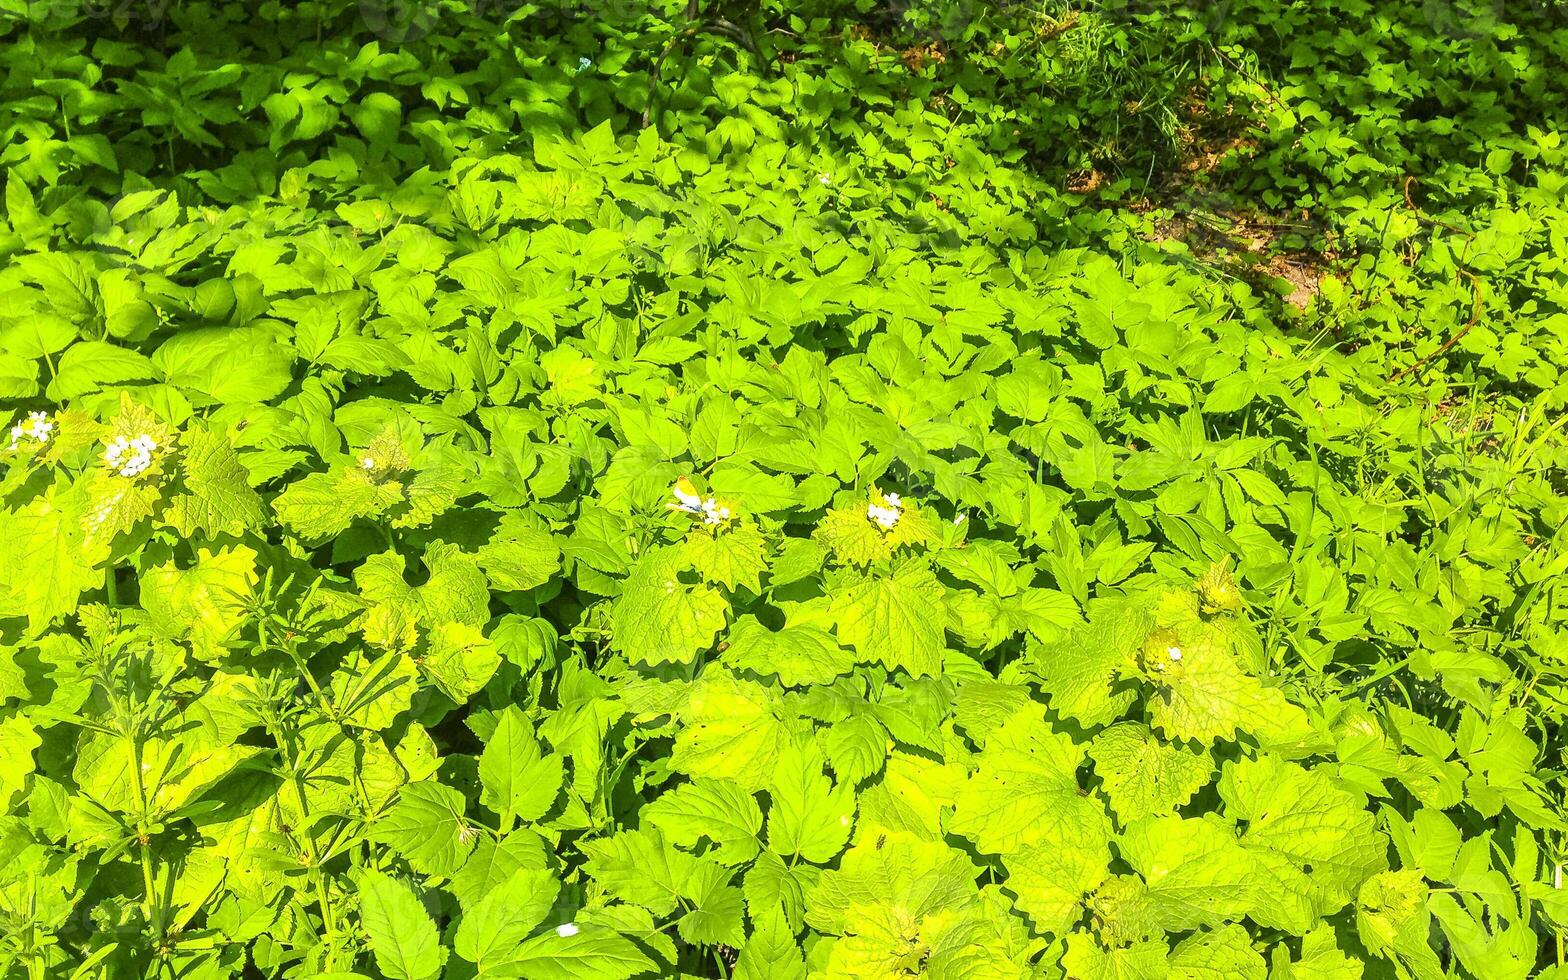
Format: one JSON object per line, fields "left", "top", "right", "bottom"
{"left": 1, "top": 0, "right": 1567, "bottom": 977}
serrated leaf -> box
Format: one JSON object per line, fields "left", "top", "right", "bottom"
{"left": 821, "top": 713, "right": 887, "bottom": 787}
{"left": 1148, "top": 634, "right": 1297, "bottom": 745}
{"left": 355, "top": 870, "right": 442, "bottom": 980}
{"left": 498, "top": 923, "right": 656, "bottom": 980}
{"left": 670, "top": 675, "right": 786, "bottom": 792}
{"left": 1090, "top": 722, "right": 1214, "bottom": 823}
{"left": 0, "top": 484, "right": 106, "bottom": 630}
{"left": 479, "top": 706, "right": 564, "bottom": 829}
{"left": 681, "top": 521, "right": 769, "bottom": 593}
{"left": 950, "top": 708, "right": 1107, "bottom": 855}
{"left": 1171, "top": 924, "right": 1267, "bottom": 980}
{"left": 643, "top": 777, "right": 763, "bottom": 866}
{"left": 165, "top": 426, "right": 266, "bottom": 536}
{"left": 370, "top": 780, "right": 476, "bottom": 877}
{"left": 1220, "top": 756, "right": 1388, "bottom": 934}
{"left": 1023, "top": 601, "right": 1148, "bottom": 727}
{"left": 612, "top": 547, "right": 727, "bottom": 666}
{"left": 1117, "top": 814, "right": 1258, "bottom": 932}
{"left": 454, "top": 868, "right": 560, "bottom": 970}
{"left": 476, "top": 515, "right": 561, "bottom": 592}
{"left": 765, "top": 737, "right": 854, "bottom": 865}
{"left": 722, "top": 616, "right": 856, "bottom": 688}
{"left": 735, "top": 905, "right": 805, "bottom": 980}
{"left": 830, "top": 559, "right": 947, "bottom": 679}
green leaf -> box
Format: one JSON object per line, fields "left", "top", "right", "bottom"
{"left": 1022, "top": 600, "right": 1148, "bottom": 727}
{"left": 476, "top": 514, "right": 561, "bottom": 592}
{"left": 675, "top": 860, "right": 746, "bottom": 946}
{"left": 358, "top": 544, "right": 490, "bottom": 629}
{"left": 355, "top": 869, "right": 442, "bottom": 980}
{"left": 1061, "top": 935, "right": 1169, "bottom": 980}
{"left": 820, "top": 713, "right": 888, "bottom": 787}
{"left": 611, "top": 547, "right": 727, "bottom": 666}
{"left": 0, "top": 484, "right": 106, "bottom": 630}
{"left": 1147, "top": 634, "right": 1297, "bottom": 745}
{"left": 454, "top": 868, "right": 560, "bottom": 971}
{"left": 331, "top": 652, "right": 419, "bottom": 730}
{"left": 370, "top": 780, "right": 476, "bottom": 877}
{"left": 580, "top": 827, "right": 693, "bottom": 916}
{"left": 765, "top": 737, "right": 854, "bottom": 865}
{"left": 47, "top": 341, "right": 155, "bottom": 400}
{"left": 681, "top": 521, "right": 769, "bottom": 593}
{"left": 422, "top": 622, "right": 502, "bottom": 702}
{"left": 499, "top": 923, "right": 656, "bottom": 980}
{"left": 139, "top": 544, "right": 258, "bottom": 659}
{"left": 1170, "top": 924, "right": 1267, "bottom": 980}
{"left": 670, "top": 675, "right": 786, "bottom": 792}
{"left": 1117, "top": 814, "right": 1258, "bottom": 932}
{"left": 1356, "top": 870, "right": 1442, "bottom": 980}
{"left": 1268, "top": 924, "right": 1365, "bottom": 980}
{"left": 830, "top": 559, "right": 948, "bottom": 679}
{"left": 152, "top": 326, "right": 295, "bottom": 405}
{"left": 0, "top": 715, "right": 41, "bottom": 806}
{"left": 721, "top": 616, "right": 856, "bottom": 688}
{"left": 743, "top": 852, "right": 816, "bottom": 933}
{"left": 165, "top": 426, "right": 266, "bottom": 537}
{"left": 274, "top": 467, "right": 401, "bottom": 542}
{"left": 1090, "top": 722, "right": 1214, "bottom": 823}
{"left": 1220, "top": 756, "right": 1387, "bottom": 934}
{"left": 581, "top": 825, "right": 737, "bottom": 933}
{"left": 643, "top": 778, "right": 763, "bottom": 867}
{"left": 479, "top": 706, "right": 564, "bottom": 829}
{"left": 950, "top": 708, "right": 1107, "bottom": 855}
{"left": 734, "top": 905, "right": 805, "bottom": 980}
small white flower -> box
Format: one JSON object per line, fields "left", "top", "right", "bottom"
{"left": 577, "top": 56, "right": 592, "bottom": 72}
{"left": 104, "top": 433, "right": 157, "bottom": 478}
{"left": 361, "top": 455, "right": 377, "bottom": 470}
{"left": 867, "top": 502, "right": 901, "bottom": 530}
{"left": 817, "top": 172, "right": 831, "bottom": 185}
{"left": 884, "top": 492, "right": 901, "bottom": 508}
{"left": 556, "top": 922, "right": 580, "bottom": 938}
{"left": 9, "top": 411, "right": 54, "bottom": 450}
{"left": 953, "top": 512, "right": 967, "bottom": 525}
{"left": 1167, "top": 646, "right": 1183, "bottom": 662}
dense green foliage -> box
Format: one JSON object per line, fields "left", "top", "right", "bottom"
{"left": 2, "top": 0, "right": 1567, "bottom": 977}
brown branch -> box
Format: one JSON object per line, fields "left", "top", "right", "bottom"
{"left": 1387, "top": 176, "right": 1485, "bottom": 384}
{"left": 1388, "top": 267, "right": 1485, "bottom": 383}
{"left": 642, "top": 7, "right": 764, "bottom": 129}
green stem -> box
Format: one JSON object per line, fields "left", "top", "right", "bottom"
{"left": 284, "top": 737, "right": 338, "bottom": 963}
{"left": 125, "top": 733, "right": 159, "bottom": 938}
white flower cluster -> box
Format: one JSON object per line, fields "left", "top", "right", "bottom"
{"left": 817, "top": 172, "right": 832, "bottom": 185}
{"left": 867, "top": 491, "right": 902, "bottom": 530}
{"left": 361, "top": 455, "right": 377, "bottom": 471}
{"left": 1167, "top": 645, "right": 1183, "bottom": 663}
{"left": 671, "top": 483, "right": 731, "bottom": 526}
{"left": 8, "top": 411, "right": 53, "bottom": 450}
{"left": 104, "top": 434, "right": 157, "bottom": 478}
